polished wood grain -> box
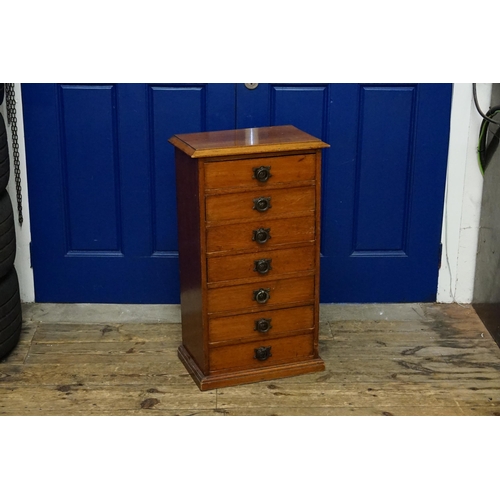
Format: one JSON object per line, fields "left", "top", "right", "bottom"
{"left": 209, "top": 333, "right": 314, "bottom": 373}
{"left": 313, "top": 150, "right": 322, "bottom": 360}
{"left": 206, "top": 215, "right": 315, "bottom": 254}
{"left": 204, "top": 153, "right": 316, "bottom": 190}
{"left": 171, "top": 126, "right": 327, "bottom": 390}
{"left": 174, "top": 149, "right": 207, "bottom": 372}
{"left": 169, "top": 125, "right": 329, "bottom": 159}
{"left": 208, "top": 305, "right": 314, "bottom": 345}
{"left": 178, "top": 344, "right": 324, "bottom": 391}
{"left": 207, "top": 275, "right": 315, "bottom": 315}
{"left": 205, "top": 185, "right": 315, "bottom": 223}
{"left": 207, "top": 244, "right": 315, "bottom": 284}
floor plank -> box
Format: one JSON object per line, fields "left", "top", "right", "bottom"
{"left": 0, "top": 384, "right": 216, "bottom": 414}
{"left": 0, "top": 409, "right": 225, "bottom": 416}
{"left": 0, "top": 361, "right": 192, "bottom": 385}
{"left": 1, "top": 303, "right": 499, "bottom": 415}
{"left": 33, "top": 322, "right": 182, "bottom": 343}
{"left": 216, "top": 380, "right": 500, "bottom": 410}
{"left": 216, "top": 406, "right": 500, "bottom": 416}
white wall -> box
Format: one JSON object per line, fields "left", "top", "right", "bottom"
{"left": 1, "top": 83, "right": 490, "bottom": 305}
{"left": 0, "top": 84, "right": 35, "bottom": 302}
{"left": 436, "top": 83, "right": 492, "bottom": 303}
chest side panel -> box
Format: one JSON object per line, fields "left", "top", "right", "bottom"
{"left": 175, "top": 149, "right": 206, "bottom": 372}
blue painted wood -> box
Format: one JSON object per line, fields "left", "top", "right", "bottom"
{"left": 236, "top": 84, "right": 270, "bottom": 129}
{"left": 22, "top": 83, "right": 235, "bottom": 303}
{"left": 23, "top": 83, "right": 452, "bottom": 303}
{"left": 60, "top": 85, "right": 121, "bottom": 252}
{"left": 236, "top": 83, "right": 452, "bottom": 302}
{"left": 319, "top": 84, "right": 452, "bottom": 302}
{"left": 353, "top": 86, "right": 415, "bottom": 253}
{"left": 271, "top": 85, "right": 327, "bottom": 140}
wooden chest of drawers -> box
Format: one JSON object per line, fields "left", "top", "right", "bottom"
{"left": 169, "top": 125, "right": 329, "bottom": 390}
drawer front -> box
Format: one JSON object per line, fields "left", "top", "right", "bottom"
{"left": 206, "top": 215, "right": 315, "bottom": 254}
{"left": 209, "top": 333, "right": 314, "bottom": 373}
{"left": 206, "top": 186, "right": 315, "bottom": 223}
{"left": 209, "top": 305, "right": 314, "bottom": 345}
{"left": 207, "top": 275, "right": 315, "bottom": 314}
{"left": 204, "top": 154, "right": 316, "bottom": 190}
{"left": 207, "top": 245, "right": 315, "bottom": 283}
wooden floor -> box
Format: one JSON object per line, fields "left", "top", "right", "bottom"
{"left": 1, "top": 303, "right": 500, "bottom": 416}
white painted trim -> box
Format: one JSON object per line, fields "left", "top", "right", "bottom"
{"left": 1, "top": 84, "right": 35, "bottom": 302}
{"left": 437, "top": 83, "right": 491, "bottom": 303}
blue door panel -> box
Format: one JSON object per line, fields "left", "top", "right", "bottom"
{"left": 271, "top": 85, "right": 328, "bottom": 140}
{"left": 236, "top": 83, "right": 270, "bottom": 129}
{"left": 149, "top": 85, "right": 207, "bottom": 253}
{"left": 320, "top": 83, "right": 452, "bottom": 302}
{"left": 115, "top": 84, "right": 153, "bottom": 259}
{"left": 60, "top": 85, "right": 121, "bottom": 253}
{"left": 354, "top": 85, "right": 415, "bottom": 253}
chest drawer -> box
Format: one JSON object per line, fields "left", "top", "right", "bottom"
{"left": 209, "top": 332, "right": 315, "bottom": 373}
{"left": 208, "top": 304, "right": 314, "bottom": 345}
{"left": 204, "top": 153, "right": 316, "bottom": 190}
{"left": 206, "top": 186, "right": 315, "bottom": 223}
{"left": 207, "top": 275, "right": 314, "bottom": 315}
{"left": 206, "top": 215, "right": 315, "bottom": 254}
{"left": 207, "top": 244, "right": 315, "bottom": 284}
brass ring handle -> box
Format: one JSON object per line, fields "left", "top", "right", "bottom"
{"left": 254, "top": 318, "right": 272, "bottom": 333}
{"left": 252, "top": 227, "right": 271, "bottom": 244}
{"left": 253, "top": 288, "right": 271, "bottom": 304}
{"left": 253, "top": 196, "right": 272, "bottom": 212}
{"left": 252, "top": 166, "right": 272, "bottom": 182}
{"left": 254, "top": 258, "right": 272, "bottom": 275}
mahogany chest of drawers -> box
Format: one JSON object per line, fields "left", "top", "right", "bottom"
{"left": 169, "top": 125, "right": 329, "bottom": 390}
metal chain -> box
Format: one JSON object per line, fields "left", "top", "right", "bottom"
{"left": 5, "top": 83, "right": 23, "bottom": 225}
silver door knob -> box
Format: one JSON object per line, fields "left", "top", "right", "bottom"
{"left": 245, "top": 83, "right": 259, "bottom": 90}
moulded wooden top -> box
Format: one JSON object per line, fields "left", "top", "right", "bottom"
{"left": 168, "top": 125, "right": 330, "bottom": 158}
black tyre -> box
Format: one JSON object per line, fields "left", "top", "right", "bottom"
{"left": 0, "top": 267, "right": 22, "bottom": 361}
{"left": 0, "top": 190, "right": 16, "bottom": 278}
{"left": 0, "top": 84, "right": 4, "bottom": 105}
{"left": 0, "top": 113, "right": 9, "bottom": 191}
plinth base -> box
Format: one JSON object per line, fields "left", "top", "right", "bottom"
{"left": 178, "top": 344, "right": 325, "bottom": 391}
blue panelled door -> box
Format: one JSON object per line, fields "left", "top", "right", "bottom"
{"left": 22, "top": 83, "right": 452, "bottom": 303}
